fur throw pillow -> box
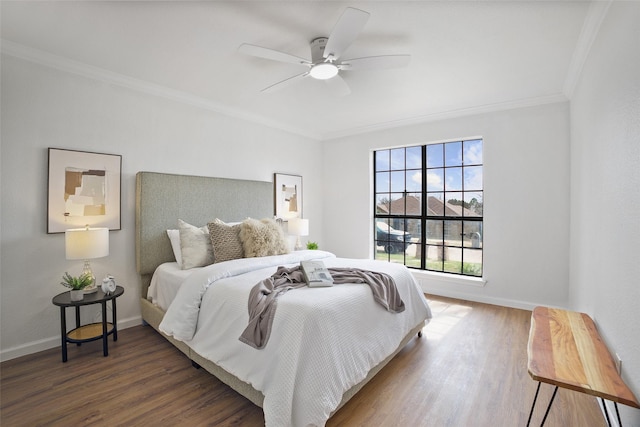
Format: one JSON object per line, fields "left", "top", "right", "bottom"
{"left": 240, "top": 218, "right": 290, "bottom": 258}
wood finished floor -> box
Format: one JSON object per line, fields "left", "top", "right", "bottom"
{"left": 1, "top": 295, "right": 606, "bottom": 426}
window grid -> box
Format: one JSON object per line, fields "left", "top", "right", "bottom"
{"left": 374, "top": 140, "right": 483, "bottom": 277}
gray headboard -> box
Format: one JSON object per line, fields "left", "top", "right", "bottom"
{"left": 135, "top": 171, "right": 273, "bottom": 298}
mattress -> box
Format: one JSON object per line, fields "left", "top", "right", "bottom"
{"left": 147, "top": 262, "right": 198, "bottom": 311}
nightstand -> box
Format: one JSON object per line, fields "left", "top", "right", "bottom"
{"left": 52, "top": 286, "right": 124, "bottom": 362}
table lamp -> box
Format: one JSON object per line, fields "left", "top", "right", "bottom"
{"left": 65, "top": 226, "right": 109, "bottom": 293}
{"left": 288, "top": 218, "right": 309, "bottom": 251}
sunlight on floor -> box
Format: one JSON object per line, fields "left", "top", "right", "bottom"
{"left": 422, "top": 298, "right": 473, "bottom": 341}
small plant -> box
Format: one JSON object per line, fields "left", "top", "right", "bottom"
{"left": 306, "top": 241, "right": 318, "bottom": 250}
{"left": 60, "top": 272, "right": 93, "bottom": 290}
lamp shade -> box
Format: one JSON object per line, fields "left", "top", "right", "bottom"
{"left": 65, "top": 227, "right": 109, "bottom": 260}
{"left": 289, "top": 218, "right": 309, "bottom": 237}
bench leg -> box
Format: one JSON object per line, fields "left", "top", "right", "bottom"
{"left": 601, "top": 398, "right": 612, "bottom": 427}
{"left": 526, "top": 382, "right": 542, "bottom": 427}
{"left": 527, "top": 382, "right": 559, "bottom": 427}
{"left": 614, "top": 401, "right": 622, "bottom": 427}
{"left": 600, "top": 397, "right": 625, "bottom": 427}
{"left": 540, "top": 386, "right": 558, "bottom": 426}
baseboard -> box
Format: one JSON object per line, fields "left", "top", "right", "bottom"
{"left": 0, "top": 315, "right": 142, "bottom": 362}
{"left": 418, "top": 283, "right": 538, "bottom": 311}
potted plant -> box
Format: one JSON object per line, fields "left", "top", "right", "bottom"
{"left": 306, "top": 241, "right": 318, "bottom": 250}
{"left": 60, "top": 272, "right": 93, "bottom": 301}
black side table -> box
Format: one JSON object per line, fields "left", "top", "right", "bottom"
{"left": 52, "top": 286, "right": 124, "bottom": 362}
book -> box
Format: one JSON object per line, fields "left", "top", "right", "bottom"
{"left": 300, "top": 260, "right": 334, "bottom": 287}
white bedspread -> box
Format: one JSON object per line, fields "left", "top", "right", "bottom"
{"left": 159, "top": 250, "right": 431, "bottom": 427}
{"left": 147, "top": 262, "right": 198, "bottom": 310}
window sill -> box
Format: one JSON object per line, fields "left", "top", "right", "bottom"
{"left": 410, "top": 269, "right": 487, "bottom": 287}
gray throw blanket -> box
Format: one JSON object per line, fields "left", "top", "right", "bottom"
{"left": 239, "top": 265, "right": 405, "bottom": 349}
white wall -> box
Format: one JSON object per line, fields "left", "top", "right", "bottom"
{"left": 322, "top": 2, "right": 640, "bottom": 420}
{"left": 0, "top": 54, "right": 323, "bottom": 360}
{"left": 2, "top": 10, "right": 638, "bottom": 421}
{"left": 322, "top": 102, "right": 571, "bottom": 310}
{"left": 569, "top": 2, "right": 640, "bottom": 423}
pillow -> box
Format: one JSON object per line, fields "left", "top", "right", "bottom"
{"left": 166, "top": 229, "right": 183, "bottom": 267}
{"left": 207, "top": 219, "right": 244, "bottom": 263}
{"left": 178, "top": 219, "right": 214, "bottom": 269}
{"left": 239, "top": 218, "right": 290, "bottom": 258}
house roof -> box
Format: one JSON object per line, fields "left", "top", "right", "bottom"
{"left": 378, "top": 195, "right": 478, "bottom": 217}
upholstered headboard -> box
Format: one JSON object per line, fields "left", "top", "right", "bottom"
{"left": 135, "top": 171, "right": 273, "bottom": 298}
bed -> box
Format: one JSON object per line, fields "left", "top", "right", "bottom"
{"left": 135, "top": 171, "right": 432, "bottom": 427}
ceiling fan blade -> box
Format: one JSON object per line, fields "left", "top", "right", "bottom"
{"left": 239, "top": 43, "right": 311, "bottom": 66}
{"left": 261, "top": 72, "right": 309, "bottom": 93}
{"left": 323, "top": 7, "right": 370, "bottom": 61}
{"left": 340, "top": 55, "right": 411, "bottom": 71}
{"left": 324, "top": 74, "right": 351, "bottom": 97}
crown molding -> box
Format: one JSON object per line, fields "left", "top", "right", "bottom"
{"left": 562, "top": 0, "right": 612, "bottom": 99}
{"left": 2, "top": 38, "right": 575, "bottom": 143}
{"left": 320, "top": 93, "right": 569, "bottom": 141}
{"left": 0, "top": 39, "right": 322, "bottom": 141}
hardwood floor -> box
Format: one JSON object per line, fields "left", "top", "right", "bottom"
{"left": 1, "top": 295, "right": 605, "bottom": 426}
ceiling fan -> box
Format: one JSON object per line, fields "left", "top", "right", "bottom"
{"left": 238, "top": 7, "right": 411, "bottom": 96}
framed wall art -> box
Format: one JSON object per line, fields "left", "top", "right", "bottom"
{"left": 274, "top": 173, "right": 302, "bottom": 220}
{"left": 47, "top": 148, "right": 122, "bottom": 233}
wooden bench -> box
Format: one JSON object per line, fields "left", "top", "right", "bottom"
{"left": 526, "top": 306, "right": 639, "bottom": 426}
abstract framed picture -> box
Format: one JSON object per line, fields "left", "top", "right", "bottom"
{"left": 47, "top": 148, "right": 122, "bottom": 233}
{"left": 274, "top": 173, "right": 302, "bottom": 220}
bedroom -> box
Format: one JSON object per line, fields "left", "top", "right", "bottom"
{"left": 1, "top": 1, "right": 639, "bottom": 426}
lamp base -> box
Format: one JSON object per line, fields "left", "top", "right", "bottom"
{"left": 82, "top": 260, "right": 97, "bottom": 293}
{"left": 83, "top": 285, "right": 98, "bottom": 294}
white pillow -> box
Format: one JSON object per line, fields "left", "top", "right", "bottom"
{"left": 178, "top": 219, "right": 214, "bottom": 269}
{"left": 166, "top": 229, "right": 183, "bottom": 267}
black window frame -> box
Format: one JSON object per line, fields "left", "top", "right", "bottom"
{"left": 373, "top": 139, "right": 483, "bottom": 277}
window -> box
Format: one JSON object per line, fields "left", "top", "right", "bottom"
{"left": 374, "top": 139, "right": 483, "bottom": 277}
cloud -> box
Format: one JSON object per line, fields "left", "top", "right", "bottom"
{"left": 411, "top": 171, "right": 422, "bottom": 185}
{"left": 464, "top": 167, "right": 483, "bottom": 190}
{"left": 427, "top": 172, "right": 443, "bottom": 191}
{"left": 464, "top": 143, "right": 483, "bottom": 164}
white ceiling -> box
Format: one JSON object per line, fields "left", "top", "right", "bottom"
{"left": 1, "top": 1, "right": 600, "bottom": 140}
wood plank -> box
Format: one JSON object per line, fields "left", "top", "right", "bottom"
{"left": 1, "top": 296, "right": 609, "bottom": 426}
{"left": 528, "top": 306, "right": 640, "bottom": 408}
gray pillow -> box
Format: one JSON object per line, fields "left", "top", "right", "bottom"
{"left": 178, "top": 219, "right": 214, "bottom": 269}
{"left": 208, "top": 219, "right": 244, "bottom": 263}
{"left": 240, "top": 218, "right": 290, "bottom": 258}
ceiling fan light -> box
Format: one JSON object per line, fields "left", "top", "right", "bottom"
{"left": 310, "top": 63, "right": 339, "bottom": 80}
